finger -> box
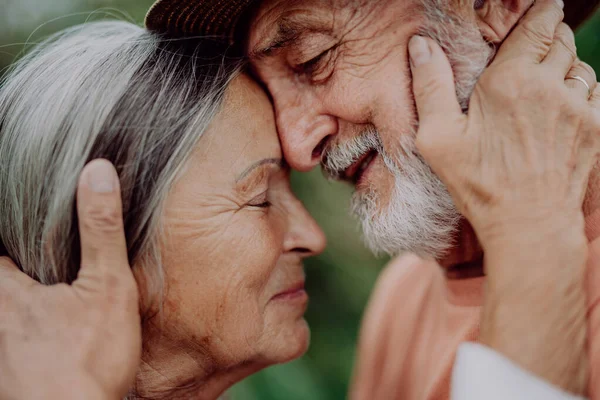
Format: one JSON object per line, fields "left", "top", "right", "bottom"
{"left": 565, "top": 60, "right": 597, "bottom": 100}
{"left": 0, "top": 257, "right": 38, "bottom": 312}
{"left": 496, "top": 0, "right": 565, "bottom": 64}
{"left": 75, "top": 159, "right": 130, "bottom": 282}
{"left": 543, "top": 23, "right": 577, "bottom": 76}
{"left": 0, "top": 257, "right": 38, "bottom": 287}
{"left": 590, "top": 85, "right": 600, "bottom": 110}
{"left": 408, "top": 35, "right": 462, "bottom": 125}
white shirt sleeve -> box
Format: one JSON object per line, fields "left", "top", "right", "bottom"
{"left": 452, "top": 343, "right": 587, "bottom": 400}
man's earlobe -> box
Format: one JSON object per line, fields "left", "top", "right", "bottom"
{"left": 475, "top": 0, "right": 535, "bottom": 43}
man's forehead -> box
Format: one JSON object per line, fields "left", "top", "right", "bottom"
{"left": 247, "top": 0, "right": 362, "bottom": 58}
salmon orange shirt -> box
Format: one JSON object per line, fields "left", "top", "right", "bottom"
{"left": 350, "top": 210, "right": 600, "bottom": 400}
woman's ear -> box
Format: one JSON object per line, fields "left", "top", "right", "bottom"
{"left": 475, "top": 0, "right": 535, "bottom": 43}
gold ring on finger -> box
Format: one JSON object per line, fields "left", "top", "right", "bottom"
{"left": 566, "top": 75, "right": 592, "bottom": 100}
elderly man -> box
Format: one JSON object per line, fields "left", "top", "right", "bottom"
{"left": 0, "top": 1, "right": 599, "bottom": 400}
{"left": 143, "top": 0, "right": 600, "bottom": 398}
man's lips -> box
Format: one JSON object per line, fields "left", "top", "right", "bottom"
{"left": 272, "top": 281, "right": 306, "bottom": 301}
{"left": 343, "top": 150, "right": 378, "bottom": 184}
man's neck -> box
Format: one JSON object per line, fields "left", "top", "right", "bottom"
{"left": 439, "top": 220, "right": 484, "bottom": 274}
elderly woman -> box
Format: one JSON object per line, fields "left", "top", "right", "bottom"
{"left": 0, "top": 20, "right": 325, "bottom": 399}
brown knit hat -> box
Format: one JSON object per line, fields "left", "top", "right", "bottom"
{"left": 146, "top": 0, "right": 599, "bottom": 43}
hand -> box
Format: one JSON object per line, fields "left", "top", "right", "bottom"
{"left": 587, "top": 237, "right": 600, "bottom": 398}
{"left": 410, "top": 0, "right": 599, "bottom": 246}
{"left": 0, "top": 160, "right": 141, "bottom": 400}
{"left": 408, "top": 0, "right": 598, "bottom": 394}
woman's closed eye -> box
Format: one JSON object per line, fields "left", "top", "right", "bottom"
{"left": 247, "top": 192, "right": 272, "bottom": 209}
{"left": 244, "top": 189, "right": 271, "bottom": 209}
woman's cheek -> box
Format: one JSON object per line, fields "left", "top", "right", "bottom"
{"left": 258, "top": 211, "right": 284, "bottom": 262}
{"left": 235, "top": 211, "right": 283, "bottom": 279}
{"left": 223, "top": 214, "right": 283, "bottom": 345}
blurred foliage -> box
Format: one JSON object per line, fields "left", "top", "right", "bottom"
{"left": 1, "top": 2, "right": 599, "bottom": 399}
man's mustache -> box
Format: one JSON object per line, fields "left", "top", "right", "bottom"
{"left": 321, "top": 126, "right": 383, "bottom": 181}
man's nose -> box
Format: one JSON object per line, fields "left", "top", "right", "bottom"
{"left": 276, "top": 99, "right": 338, "bottom": 172}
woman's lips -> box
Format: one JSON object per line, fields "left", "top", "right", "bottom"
{"left": 272, "top": 282, "right": 307, "bottom": 301}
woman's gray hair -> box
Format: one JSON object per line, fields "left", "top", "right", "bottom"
{"left": 0, "top": 21, "right": 242, "bottom": 299}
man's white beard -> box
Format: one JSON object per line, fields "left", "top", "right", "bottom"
{"left": 326, "top": 2, "right": 494, "bottom": 258}
{"left": 350, "top": 131, "right": 461, "bottom": 258}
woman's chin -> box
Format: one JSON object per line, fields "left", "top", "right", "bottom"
{"left": 263, "top": 318, "right": 311, "bottom": 364}
{"left": 285, "top": 319, "right": 311, "bottom": 361}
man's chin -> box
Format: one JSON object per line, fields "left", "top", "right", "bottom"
{"left": 352, "top": 199, "right": 460, "bottom": 259}
{"left": 352, "top": 176, "right": 461, "bottom": 258}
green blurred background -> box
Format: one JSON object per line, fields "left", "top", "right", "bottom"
{"left": 1, "top": 2, "right": 599, "bottom": 399}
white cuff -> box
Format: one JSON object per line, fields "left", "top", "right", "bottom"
{"left": 452, "top": 343, "right": 587, "bottom": 400}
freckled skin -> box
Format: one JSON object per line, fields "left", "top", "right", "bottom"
{"left": 247, "top": 0, "right": 536, "bottom": 269}
{"left": 135, "top": 74, "right": 326, "bottom": 399}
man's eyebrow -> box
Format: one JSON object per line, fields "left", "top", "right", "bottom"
{"left": 250, "top": 16, "right": 332, "bottom": 60}
{"left": 236, "top": 158, "right": 284, "bottom": 183}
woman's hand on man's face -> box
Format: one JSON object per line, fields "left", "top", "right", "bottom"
{"left": 0, "top": 160, "right": 141, "bottom": 400}
{"left": 410, "top": 0, "right": 598, "bottom": 245}
{"left": 408, "top": 0, "right": 598, "bottom": 395}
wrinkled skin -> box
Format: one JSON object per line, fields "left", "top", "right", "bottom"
{"left": 248, "top": 0, "right": 427, "bottom": 217}
{"left": 1, "top": 1, "right": 600, "bottom": 399}
{"left": 246, "top": 0, "right": 598, "bottom": 268}
{"left": 0, "top": 74, "right": 327, "bottom": 400}
{"left": 246, "top": 0, "right": 600, "bottom": 395}
{"left": 407, "top": 0, "right": 600, "bottom": 389}
{"left": 135, "top": 74, "right": 326, "bottom": 399}
{"left": 0, "top": 160, "right": 141, "bottom": 400}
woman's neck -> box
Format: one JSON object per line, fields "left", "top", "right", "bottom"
{"left": 132, "top": 327, "right": 264, "bottom": 400}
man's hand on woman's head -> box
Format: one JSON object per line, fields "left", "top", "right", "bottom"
{"left": 408, "top": 0, "right": 598, "bottom": 395}
{"left": 0, "top": 160, "right": 141, "bottom": 400}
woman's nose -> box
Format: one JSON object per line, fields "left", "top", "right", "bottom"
{"left": 284, "top": 199, "right": 327, "bottom": 257}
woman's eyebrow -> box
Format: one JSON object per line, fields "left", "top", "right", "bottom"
{"left": 236, "top": 158, "right": 283, "bottom": 183}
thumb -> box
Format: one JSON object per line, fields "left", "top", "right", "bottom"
{"left": 409, "top": 35, "right": 462, "bottom": 126}
{"left": 74, "top": 159, "right": 131, "bottom": 286}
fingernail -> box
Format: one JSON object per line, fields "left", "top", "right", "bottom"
{"left": 87, "top": 160, "right": 115, "bottom": 193}
{"left": 555, "top": 0, "right": 564, "bottom": 9}
{"left": 409, "top": 36, "right": 431, "bottom": 66}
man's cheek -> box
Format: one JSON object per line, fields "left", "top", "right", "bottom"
{"left": 329, "top": 52, "right": 403, "bottom": 116}
{"left": 325, "top": 72, "right": 378, "bottom": 124}
{"left": 370, "top": 80, "right": 421, "bottom": 155}
{"left": 372, "top": 59, "right": 415, "bottom": 119}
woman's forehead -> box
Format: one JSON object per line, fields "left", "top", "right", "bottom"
{"left": 195, "top": 74, "right": 281, "bottom": 167}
